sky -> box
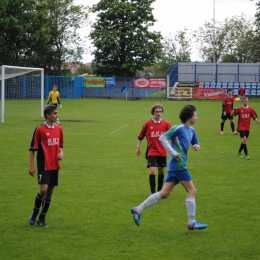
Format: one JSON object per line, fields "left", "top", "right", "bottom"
{"left": 74, "top": 0, "right": 258, "bottom": 62}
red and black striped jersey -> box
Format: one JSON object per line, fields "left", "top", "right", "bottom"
{"left": 29, "top": 123, "right": 64, "bottom": 170}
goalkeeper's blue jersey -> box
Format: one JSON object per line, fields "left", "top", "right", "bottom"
{"left": 163, "top": 124, "right": 199, "bottom": 171}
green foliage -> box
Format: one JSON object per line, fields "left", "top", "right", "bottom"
{"left": 250, "top": 1, "right": 260, "bottom": 62}
{"left": 1, "top": 98, "right": 260, "bottom": 259}
{"left": 0, "top": 0, "right": 90, "bottom": 74}
{"left": 38, "top": 0, "right": 90, "bottom": 75}
{"left": 193, "top": 14, "right": 254, "bottom": 63}
{"left": 90, "top": 0, "right": 163, "bottom": 77}
{"left": 153, "top": 30, "right": 191, "bottom": 76}
{"left": 0, "top": 0, "right": 50, "bottom": 66}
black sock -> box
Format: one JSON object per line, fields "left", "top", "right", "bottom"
{"left": 239, "top": 143, "right": 243, "bottom": 153}
{"left": 231, "top": 122, "right": 235, "bottom": 132}
{"left": 244, "top": 144, "right": 248, "bottom": 155}
{"left": 221, "top": 122, "right": 224, "bottom": 131}
{"left": 32, "top": 193, "right": 44, "bottom": 218}
{"left": 149, "top": 175, "right": 156, "bottom": 194}
{"left": 158, "top": 174, "right": 164, "bottom": 192}
{"left": 39, "top": 198, "right": 51, "bottom": 220}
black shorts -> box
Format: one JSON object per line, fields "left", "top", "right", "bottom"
{"left": 221, "top": 113, "right": 233, "bottom": 120}
{"left": 146, "top": 156, "right": 167, "bottom": 168}
{"left": 239, "top": 130, "right": 249, "bottom": 138}
{"left": 38, "top": 170, "right": 59, "bottom": 186}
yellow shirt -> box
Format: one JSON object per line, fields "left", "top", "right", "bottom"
{"left": 47, "top": 90, "right": 61, "bottom": 104}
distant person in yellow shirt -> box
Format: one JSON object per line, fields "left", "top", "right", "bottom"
{"left": 47, "top": 84, "right": 62, "bottom": 125}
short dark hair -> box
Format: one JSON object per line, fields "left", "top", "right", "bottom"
{"left": 151, "top": 103, "right": 164, "bottom": 115}
{"left": 227, "top": 88, "right": 232, "bottom": 92}
{"left": 44, "top": 105, "right": 57, "bottom": 119}
{"left": 179, "top": 105, "right": 196, "bottom": 123}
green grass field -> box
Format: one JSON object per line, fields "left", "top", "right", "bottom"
{"left": 0, "top": 98, "right": 260, "bottom": 260}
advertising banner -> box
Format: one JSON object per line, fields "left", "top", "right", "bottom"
{"left": 105, "top": 77, "right": 115, "bottom": 88}
{"left": 134, "top": 78, "right": 166, "bottom": 88}
{"left": 193, "top": 88, "right": 226, "bottom": 99}
{"left": 84, "top": 77, "right": 105, "bottom": 88}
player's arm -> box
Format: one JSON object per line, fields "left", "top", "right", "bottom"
{"left": 136, "top": 138, "right": 143, "bottom": 156}
{"left": 191, "top": 130, "right": 200, "bottom": 151}
{"left": 159, "top": 134, "right": 180, "bottom": 160}
{"left": 222, "top": 101, "right": 226, "bottom": 115}
{"left": 57, "top": 147, "right": 64, "bottom": 160}
{"left": 58, "top": 96, "right": 62, "bottom": 108}
{"left": 29, "top": 151, "right": 35, "bottom": 177}
{"left": 253, "top": 109, "right": 259, "bottom": 123}
{"left": 231, "top": 107, "right": 238, "bottom": 116}
{"left": 46, "top": 92, "right": 51, "bottom": 105}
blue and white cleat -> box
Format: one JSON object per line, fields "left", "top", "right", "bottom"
{"left": 188, "top": 221, "right": 208, "bottom": 230}
{"left": 37, "top": 219, "right": 48, "bottom": 228}
{"left": 131, "top": 207, "right": 141, "bottom": 226}
{"left": 28, "top": 215, "right": 36, "bottom": 225}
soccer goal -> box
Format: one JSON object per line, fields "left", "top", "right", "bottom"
{"left": 0, "top": 65, "right": 44, "bottom": 123}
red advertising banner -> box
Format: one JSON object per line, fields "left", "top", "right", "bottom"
{"left": 193, "top": 88, "right": 226, "bottom": 99}
{"left": 134, "top": 78, "right": 166, "bottom": 88}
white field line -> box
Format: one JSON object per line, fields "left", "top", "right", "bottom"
{"left": 108, "top": 116, "right": 151, "bottom": 135}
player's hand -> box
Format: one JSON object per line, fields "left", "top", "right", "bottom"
{"left": 192, "top": 144, "right": 200, "bottom": 151}
{"left": 29, "top": 167, "right": 35, "bottom": 177}
{"left": 223, "top": 111, "right": 226, "bottom": 116}
{"left": 60, "top": 104, "right": 62, "bottom": 109}
{"left": 57, "top": 152, "right": 63, "bottom": 160}
{"left": 174, "top": 153, "right": 181, "bottom": 160}
{"left": 255, "top": 118, "right": 259, "bottom": 124}
{"left": 136, "top": 147, "right": 141, "bottom": 156}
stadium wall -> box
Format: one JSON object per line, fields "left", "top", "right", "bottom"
{"left": 167, "top": 62, "right": 260, "bottom": 87}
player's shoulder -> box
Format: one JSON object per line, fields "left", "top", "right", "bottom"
{"left": 161, "top": 119, "right": 171, "bottom": 124}
{"left": 171, "top": 124, "right": 183, "bottom": 131}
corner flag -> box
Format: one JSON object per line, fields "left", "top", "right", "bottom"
{"left": 121, "top": 86, "right": 128, "bottom": 93}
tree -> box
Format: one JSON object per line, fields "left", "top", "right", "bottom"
{"left": 153, "top": 29, "right": 191, "bottom": 76}
{"left": 250, "top": 1, "right": 260, "bottom": 62}
{"left": 0, "top": 0, "right": 50, "bottom": 66}
{"left": 37, "top": 0, "right": 90, "bottom": 74}
{"left": 193, "top": 14, "right": 254, "bottom": 63}
{"left": 90, "top": 0, "right": 163, "bottom": 77}
{"left": 0, "top": 0, "right": 90, "bottom": 74}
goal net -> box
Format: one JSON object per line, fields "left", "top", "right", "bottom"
{"left": 0, "top": 65, "right": 44, "bottom": 123}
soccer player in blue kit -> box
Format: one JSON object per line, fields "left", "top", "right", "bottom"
{"left": 131, "top": 105, "right": 208, "bottom": 230}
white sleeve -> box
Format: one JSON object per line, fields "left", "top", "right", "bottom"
{"left": 159, "top": 135, "right": 178, "bottom": 156}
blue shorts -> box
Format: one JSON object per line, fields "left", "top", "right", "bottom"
{"left": 164, "top": 169, "right": 192, "bottom": 185}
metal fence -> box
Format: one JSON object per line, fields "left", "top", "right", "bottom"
{"left": 45, "top": 76, "right": 167, "bottom": 99}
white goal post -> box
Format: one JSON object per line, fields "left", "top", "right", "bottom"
{"left": 0, "top": 65, "right": 44, "bottom": 123}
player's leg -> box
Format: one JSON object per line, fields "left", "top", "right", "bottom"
{"left": 131, "top": 182, "right": 175, "bottom": 226}
{"left": 28, "top": 191, "right": 45, "bottom": 225}
{"left": 220, "top": 118, "right": 225, "bottom": 134}
{"left": 238, "top": 131, "right": 247, "bottom": 157}
{"left": 180, "top": 169, "right": 207, "bottom": 230}
{"left": 244, "top": 131, "right": 250, "bottom": 159}
{"left": 158, "top": 166, "right": 164, "bottom": 192}
{"left": 147, "top": 156, "right": 157, "bottom": 194}
{"left": 149, "top": 167, "right": 156, "bottom": 194}
{"left": 28, "top": 170, "right": 48, "bottom": 225}
{"left": 157, "top": 157, "right": 166, "bottom": 192}
{"left": 38, "top": 186, "right": 55, "bottom": 226}
{"left": 229, "top": 118, "right": 237, "bottom": 135}
{"left": 37, "top": 170, "right": 58, "bottom": 227}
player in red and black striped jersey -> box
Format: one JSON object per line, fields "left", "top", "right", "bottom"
{"left": 220, "top": 89, "right": 238, "bottom": 135}
{"left": 136, "top": 104, "right": 171, "bottom": 194}
{"left": 28, "top": 105, "right": 64, "bottom": 227}
{"left": 232, "top": 96, "right": 259, "bottom": 159}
